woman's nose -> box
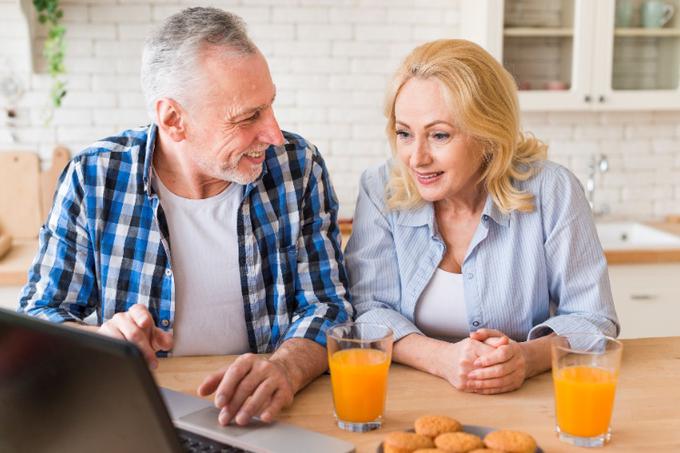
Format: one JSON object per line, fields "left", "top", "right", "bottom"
{"left": 410, "top": 140, "right": 432, "bottom": 167}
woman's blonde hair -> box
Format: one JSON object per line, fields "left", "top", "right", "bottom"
{"left": 385, "top": 39, "right": 547, "bottom": 213}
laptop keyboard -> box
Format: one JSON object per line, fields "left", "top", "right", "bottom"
{"left": 177, "top": 427, "right": 253, "bottom": 453}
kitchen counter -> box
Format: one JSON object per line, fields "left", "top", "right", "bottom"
{"left": 604, "top": 221, "right": 680, "bottom": 264}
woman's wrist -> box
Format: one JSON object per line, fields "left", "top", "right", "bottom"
{"left": 393, "top": 333, "right": 455, "bottom": 380}
{"left": 519, "top": 333, "right": 555, "bottom": 378}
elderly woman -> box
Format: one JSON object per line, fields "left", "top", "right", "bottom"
{"left": 344, "top": 39, "right": 619, "bottom": 394}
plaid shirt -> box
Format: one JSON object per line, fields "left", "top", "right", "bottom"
{"left": 19, "top": 124, "right": 352, "bottom": 353}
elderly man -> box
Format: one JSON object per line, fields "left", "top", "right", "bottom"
{"left": 19, "top": 7, "right": 352, "bottom": 426}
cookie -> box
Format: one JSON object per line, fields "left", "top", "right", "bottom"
{"left": 483, "top": 430, "right": 537, "bottom": 453}
{"left": 468, "top": 449, "right": 505, "bottom": 453}
{"left": 413, "top": 450, "right": 447, "bottom": 453}
{"left": 434, "top": 432, "right": 484, "bottom": 452}
{"left": 414, "top": 415, "right": 462, "bottom": 438}
{"left": 384, "top": 431, "right": 435, "bottom": 453}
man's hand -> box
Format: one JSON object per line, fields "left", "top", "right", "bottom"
{"left": 465, "top": 328, "right": 527, "bottom": 394}
{"left": 197, "top": 354, "right": 295, "bottom": 426}
{"left": 98, "top": 304, "right": 173, "bottom": 369}
{"left": 197, "top": 338, "right": 327, "bottom": 426}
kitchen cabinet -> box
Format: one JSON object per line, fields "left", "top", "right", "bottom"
{"left": 461, "top": 0, "right": 680, "bottom": 110}
{"left": 607, "top": 263, "right": 680, "bottom": 339}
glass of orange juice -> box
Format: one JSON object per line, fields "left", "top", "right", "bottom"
{"left": 327, "top": 322, "right": 393, "bottom": 432}
{"left": 551, "top": 334, "right": 623, "bottom": 447}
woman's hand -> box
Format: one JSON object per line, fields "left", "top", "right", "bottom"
{"left": 442, "top": 337, "right": 499, "bottom": 391}
{"left": 465, "top": 328, "right": 528, "bottom": 394}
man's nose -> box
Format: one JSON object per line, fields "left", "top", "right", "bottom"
{"left": 259, "top": 108, "right": 285, "bottom": 147}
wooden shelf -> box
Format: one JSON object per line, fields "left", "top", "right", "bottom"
{"left": 615, "top": 27, "right": 680, "bottom": 37}
{"left": 504, "top": 27, "right": 573, "bottom": 37}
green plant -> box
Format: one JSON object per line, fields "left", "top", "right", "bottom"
{"left": 33, "top": 0, "right": 66, "bottom": 107}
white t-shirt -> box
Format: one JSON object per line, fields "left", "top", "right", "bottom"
{"left": 153, "top": 173, "right": 250, "bottom": 356}
{"left": 414, "top": 268, "right": 470, "bottom": 341}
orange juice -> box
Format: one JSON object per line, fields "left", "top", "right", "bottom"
{"left": 553, "top": 365, "right": 618, "bottom": 437}
{"left": 329, "top": 348, "right": 390, "bottom": 423}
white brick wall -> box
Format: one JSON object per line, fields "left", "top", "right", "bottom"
{"left": 1, "top": 0, "right": 680, "bottom": 220}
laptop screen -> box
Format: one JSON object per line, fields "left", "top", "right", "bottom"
{"left": 0, "top": 309, "right": 182, "bottom": 453}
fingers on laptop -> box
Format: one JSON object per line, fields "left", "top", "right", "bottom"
{"left": 198, "top": 354, "right": 294, "bottom": 426}
{"left": 197, "top": 369, "right": 224, "bottom": 397}
{"left": 259, "top": 388, "right": 293, "bottom": 423}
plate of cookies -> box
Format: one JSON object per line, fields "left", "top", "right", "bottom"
{"left": 378, "top": 415, "right": 543, "bottom": 453}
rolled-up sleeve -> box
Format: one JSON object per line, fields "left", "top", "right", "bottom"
{"left": 344, "top": 168, "right": 421, "bottom": 341}
{"left": 283, "top": 148, "right": 353, "bottom": 346}
{"left": 18, "top": 159, "right": 98, "bottom": 323}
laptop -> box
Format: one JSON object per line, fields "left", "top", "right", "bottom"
{"left": 0, "top": 308, "right": 355, "bottom": 453}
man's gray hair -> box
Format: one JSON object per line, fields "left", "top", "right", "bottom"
{"left": 140, "top": 7, "right": 257, "bottom": 119}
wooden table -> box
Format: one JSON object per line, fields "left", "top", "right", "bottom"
{"left": 155, "top": 337, "right": 680, "bottom": 452}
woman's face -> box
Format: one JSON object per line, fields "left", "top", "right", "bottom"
{"left": 394, "top": 77, "right": 485, "bottom": 204}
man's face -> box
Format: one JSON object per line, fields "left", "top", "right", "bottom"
{"left": 183, "top": 48, "right": 285, "bottom": 185}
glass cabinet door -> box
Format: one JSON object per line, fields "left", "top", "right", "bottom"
{"left": 494, "top": 0, "right": 596, "bottom": 110}
{"left": 503, "top": 0, "right": 576, "bottom": 92}
{"left": 461, "top": 0, "right": 680, "bottom": 110}
{"left": 593, "top": 0, "right": 680, "bottom": 109}
{"left": 612, "top": 0, "right": 680, "bottom": 91}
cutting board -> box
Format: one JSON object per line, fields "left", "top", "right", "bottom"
{"left": 0, "top": 147, "right": 71, "bottom": 240}
{"left": 0, "top": 152, "right": 42, "bottom": 240}
{"left": 40, "top": 145, "right": 70, "bottom": 220}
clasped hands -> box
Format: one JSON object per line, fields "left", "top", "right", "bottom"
{"left": 447, "top": 328, "right": 528, "bottom": 395}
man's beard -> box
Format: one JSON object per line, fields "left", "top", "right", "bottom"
{"left": 197, "top": 144, "right": 269, "bottom": 185}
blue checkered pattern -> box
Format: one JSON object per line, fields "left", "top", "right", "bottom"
{"left": 19, "top": 124, "right": 352, "bottom": 353}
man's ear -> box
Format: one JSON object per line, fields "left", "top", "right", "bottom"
{"left": 155, "top": 98, "right": 187, "bottom": 142}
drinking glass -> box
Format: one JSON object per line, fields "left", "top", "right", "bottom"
{"left": 551, "top": 334, "right": 623, "bottom": 447}
{"left": 327, "top": 322, "right": 393, "bottom": 432}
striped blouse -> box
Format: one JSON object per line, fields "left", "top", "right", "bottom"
{"left": 344, "top": 160, "right": 619, "bottom": 342}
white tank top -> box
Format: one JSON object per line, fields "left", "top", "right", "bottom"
{"left": 414, "top": 268, "right": 469, "bottom": 341}
{"left": 153, "top": 173, "right": 250, "bottom": 356}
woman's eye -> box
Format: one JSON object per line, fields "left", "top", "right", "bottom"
{"left": 431, "top": 132, "right": 450, "bottom": 141}
{"left": 395, "top": 130, "right": 410, "bottom": 139}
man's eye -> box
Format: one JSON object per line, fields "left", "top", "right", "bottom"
{"left": 245, "top": 111, "right": 261, "bottom": 122}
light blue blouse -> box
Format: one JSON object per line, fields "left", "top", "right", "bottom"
{"left": 344, "top": 160, "right": 619, "bottom": 342}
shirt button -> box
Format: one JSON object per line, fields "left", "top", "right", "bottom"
{"left": 482, "top": 214, "right": 489, "bottom": 221}
{"left": 466, "top": 272, "right": 474, "bottom": 280}
{"left": 160, "top": 319, "right": 170, "bottom": 327}
{"left": 165, "top": 268, "right": 172, "bottom": 277}
{"left": 472, "top": 321, "right": 480, "bottom": 327}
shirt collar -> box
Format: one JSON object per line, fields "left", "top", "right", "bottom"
{"left": 482, "top": 194, "right": 511, "bottom": 227}
{"left": 143, "top": 123, "right": 158, "bottom": 198}
{"left": 395, "top": 193, "right": 511, "bottom": 230}
{"left": 142, "top": 122, "right": 275, "bottom": 199}
{"left": 395, "top": 202, "right": 434, "bottom": 228}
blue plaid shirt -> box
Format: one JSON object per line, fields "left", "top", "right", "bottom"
{"left": 19, "top": 124, "right": 352, "bottom": 353}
